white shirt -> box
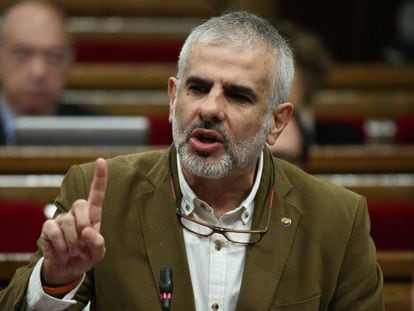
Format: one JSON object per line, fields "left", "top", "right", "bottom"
{"left": 27, "top": 257, "right": 85, "bottom": 310}
{"left": 177, "top": 153, "right": 263, "bottom": 311}
{"left": 26, "top": 152, "right": 264, "bottom": 311}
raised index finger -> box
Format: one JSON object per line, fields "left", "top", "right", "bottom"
{"left": 88, "top": 158, "right": 108, "bottom": 228}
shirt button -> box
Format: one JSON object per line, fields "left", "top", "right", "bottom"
{"left": 214, "top": 240, "right": 222, "bottom": 251}
{"left": 211, "top": 303, "right": 219, "bottom": 310}
{"left": 185, "top": 204, "right": 191, "bottom": 212}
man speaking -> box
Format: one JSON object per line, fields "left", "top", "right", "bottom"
{"left": 0, "top": 11, "right": 384, "bottom": 310}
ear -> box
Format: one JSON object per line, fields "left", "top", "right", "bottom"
{"left": 168, "top": 77, "right": 178, "bottom": 123}
{"left": 266, "top": 102, "right": 294, "bottom": 145}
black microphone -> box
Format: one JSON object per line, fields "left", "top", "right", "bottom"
{"left": 159, "top": 266, "right": 173, "bottom": 311}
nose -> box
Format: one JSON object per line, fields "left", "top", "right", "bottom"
{"left": 28, "top": 55, "right": 48, "bottom": 81}
{"left": 198, "top": 87, "right": 225, "bottom": 122}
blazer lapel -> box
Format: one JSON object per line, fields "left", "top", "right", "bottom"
{"left": 135, "top": 149, "right": 195, "bottom": 310}
{"left": 237, "top": 155, "right": 303, "bottom": 311}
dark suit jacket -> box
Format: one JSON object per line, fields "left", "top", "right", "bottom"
{"left": 0, "top": 148, "right": 384, "bottom": 310}
{"left": 0, "top": 122, "right": 5, "bottom": 145}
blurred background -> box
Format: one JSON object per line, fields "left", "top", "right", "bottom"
{"left": 0, "top": 1, "right": 413, "bottom": 309}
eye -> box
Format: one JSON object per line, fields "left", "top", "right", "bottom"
{"left": 188, "top": 84, "right": 209, "bottom": 95}
{"left": 12, "top": 48, "right": 32, "bottom": 62}
{"left": 226, "top": 91, "right": 251, "bottom": 104}
{"left": 46, "top": 50, "right": 67, "bottom": 67}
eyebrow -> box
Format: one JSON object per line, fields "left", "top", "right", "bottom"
{"left": 185, "top": 75, "right": 213, "bottom": 88}
{"left": 186, "top": 75, "right": 258, "bottom": 100}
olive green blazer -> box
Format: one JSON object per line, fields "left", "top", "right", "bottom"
{"left": 0, "top": 148, "right": 384, "bottom": 310}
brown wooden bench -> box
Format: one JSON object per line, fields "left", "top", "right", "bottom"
{"left": 307, "top": 145, "right": 414, "bottom": 174}
{"left": 324, "top": 64, "right": 414, "bottom": 90}
{"left": 313, "top": 90, "right": 414, "bottom": 119}
{"left": 378, "top": 251, "right": 414, "bottom": 279}
{"left": 68, "top": 97, "right": 170, "bottom": 116}
{"left": 0, "top": 146, "right": 153, "bottom": 174}
{"left": 0, "top": 145, "right": 413, "bottom": 175}
{"left": 67, "top": 63, "right": 175, "bottom": 90}
{"left": 2, "top": 175, "right": 413, "bottom": 204}
{"left": 0, "top": 255, "right": 31, "bottom": 290}
{"left": 376, "top": 253, "right": 413, "bottom": 310}
{"left": 65, "top": 63, "right": 414, "bottom": 90}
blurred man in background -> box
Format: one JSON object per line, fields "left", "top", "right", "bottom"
{"left": 268, "top": 22, "right": 333, "bottom": 166}
{"left": 0, "top": 0, "right": 86, "bottom": 144}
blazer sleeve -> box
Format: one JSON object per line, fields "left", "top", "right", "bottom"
{"left": 330, "top": 196, "right": 384, "bottom": 310}
{"left": 0, "top": 164, "right": 93, "bottom": 310}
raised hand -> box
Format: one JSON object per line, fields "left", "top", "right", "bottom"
{"left": 40, "top": 158, "right": 108, "bottom": 286}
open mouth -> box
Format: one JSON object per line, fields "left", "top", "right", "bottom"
{"left": 198, "top": 134, "right": 217, "bottom": 143}
{"left": 191, "top": 129, "right": 223, "bottom": 144}
{"left": 189, "top": 128, "right": 224, "bottom": 154}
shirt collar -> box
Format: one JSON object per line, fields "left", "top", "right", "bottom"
{"left": 177, "top": 152, "right": 264, "bottom": 225}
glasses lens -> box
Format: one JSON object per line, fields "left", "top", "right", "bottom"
{"left": 180, "top": 216, "right": 213, "bottom": 236}
{"left": 177, "top": 211, "right": 266, "bottom": 245}
{"left": 226, "top": 232, "right": 262, "bottom": 244}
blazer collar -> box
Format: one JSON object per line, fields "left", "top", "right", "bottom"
{"left": 237, "top": 152, "right": 303, "bottom": 310}
{"left": 135, "top": 146, "right": 195, "bottom": 310}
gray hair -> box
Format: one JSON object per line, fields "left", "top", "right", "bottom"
{"left": 177, "top": 11, "right": 294, "bottom": 110}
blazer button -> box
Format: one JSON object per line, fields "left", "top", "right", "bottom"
{"left": 211, "top": 303, "right": 219, "bottom": 310}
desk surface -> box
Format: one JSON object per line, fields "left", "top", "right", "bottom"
{"left": 0, "top": 145, "right": 413, "bottom": 174}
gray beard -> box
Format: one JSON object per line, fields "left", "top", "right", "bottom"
{"left": 172, "top": 115, "right": 269, "bottom": 179}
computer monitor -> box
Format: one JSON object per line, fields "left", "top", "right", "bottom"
{"left": 14, "top": 116, "right": 149, "bottom": 146}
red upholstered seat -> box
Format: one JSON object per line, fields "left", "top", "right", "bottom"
{"left": 395, "top": 114, "right": 414, "bottom": 144}
{"left": 0, "top": 201, "right": 46, "bottom": 253}
{"left": 148, "top": 116, "right": 172, "bottom": 145}
{"left": 369, "top": 201, "right": 414, "bottom": 251}
{"left": 73, "top": 40, "right": 183, "bottom": 63}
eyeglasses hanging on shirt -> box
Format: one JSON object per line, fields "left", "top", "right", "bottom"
{"left": 168, "top": 146, "right": 275, "bottom": 245}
